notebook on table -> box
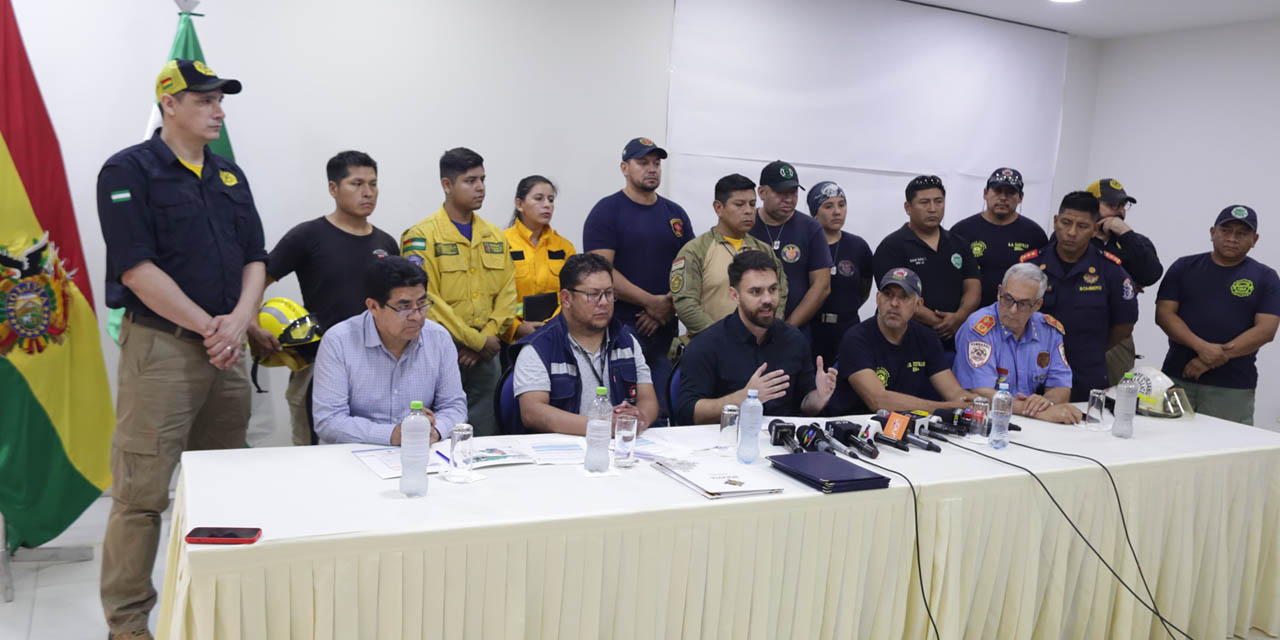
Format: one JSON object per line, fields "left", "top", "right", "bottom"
{"left": 766, "top": 452, "right": 890, "bottom": 494}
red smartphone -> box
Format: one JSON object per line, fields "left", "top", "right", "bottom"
{"left": 185, "top": 527, "right": 262, "bottom": 545}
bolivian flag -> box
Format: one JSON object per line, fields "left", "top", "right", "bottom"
{"left": 1, "top": 0, "right": 114, "bottom": 551}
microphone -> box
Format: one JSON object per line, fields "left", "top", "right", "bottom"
{"left": 768, "top": 419, "right": 803, "bottom": 453}
{"left": 903, "top": 431, "right": 942, "bottom": 453}
{"left": 826, "top": 420, "right": 879, "bottom": 459}
{"left": 918, "top": 416, "right": 951, "bottom": 443}
{"left": 870, "top": 411, "right": 913, "bottom": 452}
{"left": 797, "top": 422, "right": 852, "bottom": 457}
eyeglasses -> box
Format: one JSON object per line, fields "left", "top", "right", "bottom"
{"left": 1103, "top": 200, "right": 1133, "bottom": 213}
{"left": 387, "top": 300, "right": 432, "bottom": 317}
{"left": 998, "top": 293, "right": 1037, "bottom": 312}
{"left": 570, "top": 288, "right": 615, "bottom": 304}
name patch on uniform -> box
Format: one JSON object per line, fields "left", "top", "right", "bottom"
{"left": 484, "top": 242, "right": 505, "bottom": 254}
{"left": 435, "top": 242, "right": 460, "bottom": 256}
{"left": 110, "top": 189, "right": 131, "bottom": 203}
{"left": 404, "top": 237, "right": 427, "bottom": 252}
{"left": 967, "top": 341, "right": 992, "bottom": 368}
{"left": 907, "top": 360, "right": 926, "bottom": 373}
{"left": 973, "top": 315, "right": 996, "bottom": 336}
{"left": 510, "top": 250, "right": 525, "bottom": 261}
{"left": 1037, "top": 351, "right": 1050, "bottom": 367}
{"left": 1078, "top": 285, "right": 1102, "bottom": 292}
{"left": 548, "top": 250, "right": 566, "bottom": 260}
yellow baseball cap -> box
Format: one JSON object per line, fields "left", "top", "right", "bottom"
{"left": 155, "top": 58, "right": 242, "bottom": 102}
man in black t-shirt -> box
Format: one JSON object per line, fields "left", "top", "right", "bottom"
{"left": 829, "top": 267, "right": 972, "bottom": 415}
{"left": 952, "top": 167, "right": 1049, "bottom": 307}
{"left": 748, "top": 160, "right": 832, "bottom": 334}
{"left": 1155, "top": 205, "right": 1280, "bottom": 425}
{"left": 248, "top": 151, "right": 400, "bottom": 445}
{"left": 873, "top": 175, "right": 981, "bottom": 362}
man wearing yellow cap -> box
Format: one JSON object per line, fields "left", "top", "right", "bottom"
{"left": 94, "top": 59, "right": 263, "bottom": 640}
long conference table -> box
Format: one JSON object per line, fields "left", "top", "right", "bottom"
{"left": 157, "top": 412, "right": 1280, "bottom": 640}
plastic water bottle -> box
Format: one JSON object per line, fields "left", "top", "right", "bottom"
{"left": 989, "top": 384, "right": 1013, "bottom": 450}
{"left": 584, "top": 386, "right": 612, "bottom": 472}
{"left": 737, "top": 389, "right": 763, "bottom": 464}
{"left": 1113, "top": 373, "right": 1137, "bottom": 439}
{"left": 399, "top": 400, "right": 431, "bottom": 497}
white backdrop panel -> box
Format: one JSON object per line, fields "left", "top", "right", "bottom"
{"left": 668, "top": 0, "right": 1069, "bottom": 290}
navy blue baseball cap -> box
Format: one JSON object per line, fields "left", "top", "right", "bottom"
{"left": 1215, "top": 205, "right": 1258, "bottom": 231}
{"left": 986, "top": 167, "right": 1024, "bottom": 192}
{"left": 878, "top": 267, "right": 923, "bottom": 297}
{"left": 807, "top": 181, "right": 845, "bottom": 215}
{"left": 622, "top": 137, "right": 668, "bottom": 161}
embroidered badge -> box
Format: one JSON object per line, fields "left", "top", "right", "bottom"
{"left": 669, "top": 218, "right": 684, "bottom": 238}
{"left": 1231, "top": 278, "right": 1255, "bottom": 297}
{"left": 434, "top": 243, "right": 460, "bottom": 256}
{"left": 967, "top": 341, "right": 992, "bottom": 368}
{"left": 781, "top": 244, "right": 801, "bottom": 263}
{"left": 1037, "top": 351, "right": 1050, "bottom": 368}
{"left": 875, "top": 366, "right": 890, "bottom": 387}
{"left": 219, "top": 170, "right": 238, "bottom": 186}
{"left": 1019, "top": 249, "right": 1039, "bottom": 262}
{"left": 971, "top": 240, "right": 986, "bottom": 259}
{"left": 950, "top": 253, "right": 963, "bottom": 269}
{"left": 837, "top": 259, "right": 856, "bottom": 277}
{"left": 973, "top": 315, "right": 996, "bottom": 336}
{"left": 483, "top": 241, "right": 505, "bottom": 254}
{"left": 1122, "top": 278, "right": 1135, "bottom": 300}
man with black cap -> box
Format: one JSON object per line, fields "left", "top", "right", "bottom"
{"left": 1155, "top": 205, "right": 1279, "bottom": 425}
{"left": 748, "top": 160, "right": 832, "bottom": 334}
{"left": 95, "top": 59, "right": 262, "bottom": 640}
{"left": 584, "top": 137, "right": 693, "bottom": 422}
{"left": 873, "top": 175, "right": 981, "bottom": 362}
{"left": 952, "top": 167, "right": 1049, "bottom": 307}
{"left": 1084, "top": 178, "right": 1164, "bottom": 384}
{"left": 828, "top": 267, "right": 972, "bottom": 415}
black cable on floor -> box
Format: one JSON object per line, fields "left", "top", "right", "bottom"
{"left": 854, "top": 456, "right": 942, "bottom": 640}
{"left": 945, "top": 439, "right": 1194, "bottom": 640}
{"left": 1011, "top": 440, "right": 1177, "bottom": 640}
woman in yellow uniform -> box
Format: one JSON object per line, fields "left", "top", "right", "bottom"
{"left": 505, "top": 175, "right": 576, "bottom": 340}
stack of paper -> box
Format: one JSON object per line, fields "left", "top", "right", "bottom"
{"left": 353, "top": 439, "right": 536, "bottom": 480}
{"left": 653, "top": 457, "right": 787, "bottom": 499}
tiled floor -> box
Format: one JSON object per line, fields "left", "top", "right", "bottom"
{"left": 1, "top": 495, "right": 169, "bottom": 639}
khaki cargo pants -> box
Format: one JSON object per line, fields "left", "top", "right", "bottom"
{"left": 100, "top": 319, "right": 250, "bottom": 635}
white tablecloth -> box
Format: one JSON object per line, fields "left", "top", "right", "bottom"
{"left": 157, "top": 414, "right": 1280, "bottom": 640}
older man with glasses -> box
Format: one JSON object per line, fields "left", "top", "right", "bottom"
{"left": 952, "top": 263, "right": 1083, "bottom": 424}
{"left": 311, "top": 255, "right": 468, "bottom": 444}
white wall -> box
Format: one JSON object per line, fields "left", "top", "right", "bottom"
{"left": 1086, "top": 18, "right": 1280, "bottom": 428}
{"left": 1049, "top": 36, "right": 1101, "bottom": 209}
{"left": 12, "top": 0, "right": 676, "bottom": 443}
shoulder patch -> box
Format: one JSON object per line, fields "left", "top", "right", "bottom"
{"left": 219, "top": 169, "right": 238, "bottom": 186}
{"left": 973, "top": 315, "right": 996, "bottom": 336}
{"left": 1019, "top": 249, "right": 1039, "bottom": 263}
{"left": 403, "top": 237, "right": 428, "bottom": 252}
{"left": 670, "top": 256, "right": 686, "bottom": 273}
{"left": 967, "top": 340, "right": 993, "bottom": 369}
{"left": 1102, "top": 250, "right": 1122, "bottom": 265}
{"left": 1043, "top": 314, "right": 1065, "bottom": 335}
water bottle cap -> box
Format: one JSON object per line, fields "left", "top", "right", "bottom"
{"left": 746, "top": 389, "right": 758, "bottom": 398}
{"left": 1123, "top": 372, "right": 1135, "bottom": 379}
{"left": 998, "top": 383, "right": 1009, "bottom": 390}
{"left": 410, "top": 400, "right": 424, "bottom": 410}
{"left": 595, "top": 386, "right": 607, "bottom": 395}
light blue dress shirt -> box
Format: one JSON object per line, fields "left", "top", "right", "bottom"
{"left": 952, "top": 302, "right": 1072, "bottom": 396}
{"left": 313, "top": 311, "right": 467, "bottom": 444}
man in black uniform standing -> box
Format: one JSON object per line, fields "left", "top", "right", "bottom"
{"left": 1021, "top": 191, "right": 1138, "bottom": 401}
{"left": 96, "top": 59, "right": 264, "bottom": 640}
{"left": 873, "top": 175, "right": 981, "bottom": 362}
{"left": 248, "top": 151, "right": 400, "bottom": 445}
{"left": 1084, "top": 178, "right": 1164, "bottom": 384}
{"left": 952, "top": 167, "right": 1048, "bottom": 307}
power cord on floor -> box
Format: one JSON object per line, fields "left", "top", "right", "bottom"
{"left": 1010, "top": 440, "right": 1178, "bottom": 640}
{"left": 945, "top": 438, "right": 1193, "bottom": 640}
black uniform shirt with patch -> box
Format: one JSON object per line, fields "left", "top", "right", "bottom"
{"left": 872, "top": 223, "right": 979, "bottom": 314}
